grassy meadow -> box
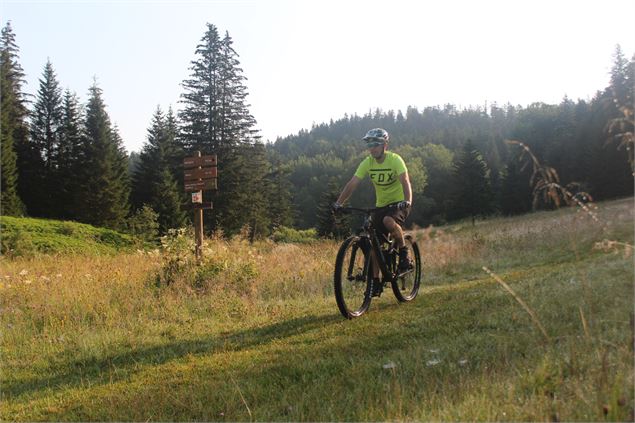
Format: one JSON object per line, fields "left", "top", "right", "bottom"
{"left": 1, "top": 198, "right": 633, "bottom": 421}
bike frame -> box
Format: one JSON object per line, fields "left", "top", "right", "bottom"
{"left": 342, "top": 206, "right": 398, "bottom": 283}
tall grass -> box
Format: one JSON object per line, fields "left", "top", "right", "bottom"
{"left": 1, "top": 198, "right": 633, "bottom": 421}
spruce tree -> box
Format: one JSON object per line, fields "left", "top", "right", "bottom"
{"left": 0, "top": 21, "right": 26, "bottom": 216}
{"left": 450, "top": 140, "right": 494, "bottom": 225}
{"left": 29, "top": 60, "right": 64, "bottom": 217}
{"left": 316, "top": 179, "right": 350, "bottom": 239}
{"left": 264, "top": 152, "right": 294, "bottom": 232}
{"left": 57, "top": 90, "right": 84, "bottom": 220}
{"left": 179, "top": 23, "right": 265, "bottom": 236}
{"left": 500, "top": 150, "right": 532, "bottom": 215}
{"left": 76, "top": 82, "right": 130, "bottom": 229}
{"left": 132, "top": 106, "right": 187, "bottom": 234}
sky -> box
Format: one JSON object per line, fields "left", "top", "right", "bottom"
{"left": 2, "top": 0, "right": 634, "bottom": 153}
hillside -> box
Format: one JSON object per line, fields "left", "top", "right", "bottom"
{"left": 0, "top": 216, "right": 137, "bottom": 256}
{"left": 1, "top": 198, "right": 633, "bottom": 421}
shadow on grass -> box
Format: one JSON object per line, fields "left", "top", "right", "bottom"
{"left": 4, "top": 312, "right": 342, "bottom": 400}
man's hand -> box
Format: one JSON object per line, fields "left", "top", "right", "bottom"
{"left": 397, "top": 200, "right": 411, "bottom": 210}
{"left": 331, "top": 202, "right": 343, "bottom": 213}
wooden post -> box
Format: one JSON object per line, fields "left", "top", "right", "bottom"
{"left": 194, "top": 151, "right": 203, "bottom": 261}
{"left": 184, "top": 151, "right": 217, "bottom": 263}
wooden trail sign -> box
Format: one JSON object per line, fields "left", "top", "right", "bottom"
{"left": 184, "top": 179, "right": 217, "bottom": 192}
{"left": 183, "top": 152, "right": 218, "bottom": 261}
{"left": 183, "top": 154, "right": 218, "bottom": 193}
{"left": 184, "top": 167, "right": 217, "bottom": 181}
{"left": 183, "top": 155, "right": 217, "bottom": 168}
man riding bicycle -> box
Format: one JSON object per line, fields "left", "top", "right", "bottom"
{"left": 333, "top": 128, "right": 413, "bottom": 280}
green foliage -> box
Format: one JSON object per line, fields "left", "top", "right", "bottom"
{"left": 0, "top": 21, "right": 26, "bottom": 216}
{"left": 56, "top": 90, "right": 84, "bottom": 221}
{"left": 263, "top": 152, "right": 294, "bottom": 231}
{"left": 154, "top": 228, "right": 196, "bottom": 286}
{"left": 501, "top": 150, "right": 533, "bottom": 215}
{"left": 271, "top": 225, "right": 318, "bottom": 243}
{"left": 0, "top": 216, "right": 136, "bottom": 256}
{"left": 28, "top": 60, "right": 64, "bottom": 217}
{"left": 153, "top": 228, "right": 259, "bottom": 295}
{"left": 316, "top": 178, "right": 350, "bottom": 239}
{"left": 179, "top": 24, "right": 268, "bottom": 237}
{"left": 450, "top": 140, "right": 494, "bottom": 224}
{"left": 126, "top": 205, "right": 160, "bottom": 245}
{"left": 75, "top": 83, "right": 130, "bottom": 230}
{"left": 132, "top": 107, "right": 187, "bottom": 234}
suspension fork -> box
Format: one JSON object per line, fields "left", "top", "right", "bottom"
{"left": 346, "top": 237, "right": 371, "bottom": 280}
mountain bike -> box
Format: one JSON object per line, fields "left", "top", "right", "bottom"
{"left": 333, "top": 205, "right": 422, "bottom": 319}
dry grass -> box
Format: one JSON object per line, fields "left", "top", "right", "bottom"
{"left": 1, "top": 197, "right": 633, "bottom": 421}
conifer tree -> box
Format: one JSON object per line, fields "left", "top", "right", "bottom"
{"left": 605, "top": 45, "right": 634, "bottom": 177}
{"left": 316, "top": 179, "right": 350, "bottom": 239}
{"left": 450, "top": 140, "right": 494, "bottom": 225}
{"left": 29, "top": 60, "right": 64, "bottom": 217}
{"left": 264, "top": 153, "right": 294, "bottom": 232}
{"left": 500, "top": 150, "right": 532, "bottom": 215}
{"left": 56, "top": 90, "right": 84, "bottom": 219}
{"left": 76, "top": 82, "right": 130, "bottom": 229}
{"left": 133, "top": 106, "right": 187, "bottom": 234}
{"left": 179, "top": 23, "right": 265, "bottom": 236}
{"left": 0, "top": 21, "right": 26, "bottom": 216}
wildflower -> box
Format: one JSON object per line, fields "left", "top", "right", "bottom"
{"left": 19, "top": 269, "right": 28, "bottom": 276}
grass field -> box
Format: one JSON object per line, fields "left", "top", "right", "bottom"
{"left": 1, "top": 198, "right": 633, "bottom": 421}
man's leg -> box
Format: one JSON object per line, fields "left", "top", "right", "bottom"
{"left": 383, "top": 215, "right": 405, "bottom": 248}
{"left": 383, "top": 215, "right": 411, "bottom": 271}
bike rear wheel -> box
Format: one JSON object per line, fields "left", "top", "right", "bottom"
{"left": 391, "top": 234, "right": 421, "bottom": 302}
{"left": 334, "top": 236, "right": 372, "bottom": 319}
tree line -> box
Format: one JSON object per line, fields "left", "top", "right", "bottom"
{"left": 1, "top": 20, "right": 632, "bottom": 240}
{"left": 1, "top": 22, "right": 290, "bottom": 238}
{"left": 271, "top": 46, "right": 633, "bottom": 232}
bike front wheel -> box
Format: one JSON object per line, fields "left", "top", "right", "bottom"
{"left": 334, "top": 236, "right": 373, "bottom": 319}
{"left": 391, "top": 234, "right": 421, "bottom": 302}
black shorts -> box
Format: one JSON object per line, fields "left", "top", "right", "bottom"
{"left": 372, "top": 202, "right": 410, "bottom": 236}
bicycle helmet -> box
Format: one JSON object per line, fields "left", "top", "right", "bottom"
{"left": 362, "top": 128, "right": 389, "bottom": 144}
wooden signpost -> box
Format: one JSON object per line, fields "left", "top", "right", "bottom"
{"left": 183, "top": 151, "right": 218, "bottom": 260}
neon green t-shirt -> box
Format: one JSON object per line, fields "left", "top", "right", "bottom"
{"left": 354, "top": 151, "right": 408, "bottom": 207}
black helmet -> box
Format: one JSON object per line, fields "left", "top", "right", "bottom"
{"left": 363, "top": 128, "right": 389, "bottom": 144}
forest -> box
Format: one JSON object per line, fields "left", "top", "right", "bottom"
{"left": 1, "top": 20, "right": 633, "bottom": 238}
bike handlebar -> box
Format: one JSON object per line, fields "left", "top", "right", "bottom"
{"left": 336, "top": 204, "right": 398, "bottom": 215}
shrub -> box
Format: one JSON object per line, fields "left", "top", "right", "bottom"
{"left": 127, "top": 205, "right": 160, "bottom": 245}
{"left": 271, "top": 226, "right": 318, "bottom": 243}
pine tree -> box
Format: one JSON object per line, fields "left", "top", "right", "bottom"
{"left": 76, "top": 82, "right": 130, "bottom": 230}
{"left": 450, "top": 140, "right": 494, "bottom": 225}
{"left": 29, "top": 60, "right": 64, "bottom": 217}
{"left": 132, "top": 106, "right": 187, "bottom": 234}
{"left": 179, "top": 23, "right": 265, "bottom": 236}
{"left": 0, "top": 21, "right": 26, "bottom": 216}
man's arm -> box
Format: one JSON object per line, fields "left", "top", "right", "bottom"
{"left": 336, "top": 176, "right": 361, "bottom": 205}
{"left": 399, "top": 172, "right": 412, "bottom": 204}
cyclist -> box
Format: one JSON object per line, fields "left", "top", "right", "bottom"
{"left": 333, "top": 128, "right": 413, "bottom": 292}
